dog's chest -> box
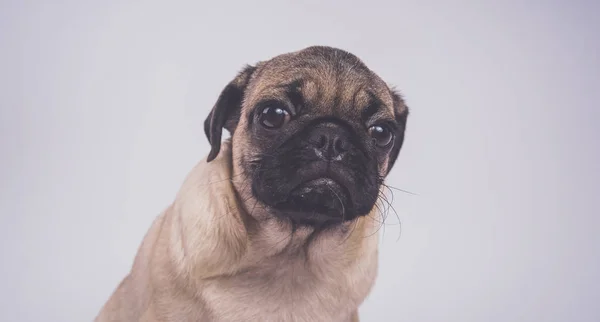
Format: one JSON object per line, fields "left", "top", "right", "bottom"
{"left": 200, "top": 254, "right": 375, "bottom": 322}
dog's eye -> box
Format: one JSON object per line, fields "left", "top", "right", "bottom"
{"left": 260, "top": 106, "right": 290, "bottom": 129}
{"left": 368, "top": 125, "right": 394, "bottom": 147}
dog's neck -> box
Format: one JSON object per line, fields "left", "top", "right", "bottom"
{"left": 170, "top": 139, "right": 379, "bottom": 280}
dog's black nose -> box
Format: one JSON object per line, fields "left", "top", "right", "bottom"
{"left": 308, "top": 124, "right": 351, "bottom": 161}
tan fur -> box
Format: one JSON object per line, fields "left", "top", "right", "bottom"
{"left": 95, "top": 141, "right": 380, "bottom": 322}
{"left": 95, "top": 46, "right": 407, "bottom": 322}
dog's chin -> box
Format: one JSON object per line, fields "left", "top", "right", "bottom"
{"left": 270, "top": 178, "right": 358, "bottom": 227}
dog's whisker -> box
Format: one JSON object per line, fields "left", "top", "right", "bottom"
{"left": 376, "top": 191, "right": 403, "bottom": 242}
{"left": 339, "top": 216, "right": 360, "bottom": 246}
{"left": 377, "top": 192, "right": 401, "bottom": 227}
{"left": 380, "top": 181, "right": 418, "bottom": 196}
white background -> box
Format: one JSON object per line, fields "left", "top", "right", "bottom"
{"left": 1, "top": 1, "right": 599, "bottom": 321}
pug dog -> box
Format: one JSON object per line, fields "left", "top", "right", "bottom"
{"left": 95, "top": 46, "right": 409, "bottom": 322}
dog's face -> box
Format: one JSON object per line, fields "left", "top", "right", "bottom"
{"left": 205, "top": 46, "right": 408, "bottom": 227}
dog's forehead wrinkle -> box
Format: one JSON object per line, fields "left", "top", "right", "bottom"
{"left": 245, "top": 52, "right": 394, "bottom": 117}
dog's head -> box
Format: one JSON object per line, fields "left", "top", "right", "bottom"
{"left": 204, "top": 46, "right": 408, "bottom": 227}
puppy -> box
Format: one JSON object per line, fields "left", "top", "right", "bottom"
{"left": 95, "top": 46, "right": 409, "bottom": 322}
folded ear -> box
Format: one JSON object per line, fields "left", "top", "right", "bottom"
{"left": 204, "top": 65, "right": 257, "bottom": 162}
{"left": 386, "top": 89, "right": 409, "bottom": 175}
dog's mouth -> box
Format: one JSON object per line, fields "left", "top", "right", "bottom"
{"left": 272, "top": 176, "right": 353, "bottom": 225}
{"left": 251, "top": 157, "right": 377, "bottom": 226}
{"left": 291, "top": 177, "right": 350, "bottom": 205}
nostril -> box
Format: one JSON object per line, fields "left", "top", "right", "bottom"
{"left": 317, "top": 135, "right": 327, "bottom": 149}
{"left": 334, "top": 137, "right": 347, "bottom": 152}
